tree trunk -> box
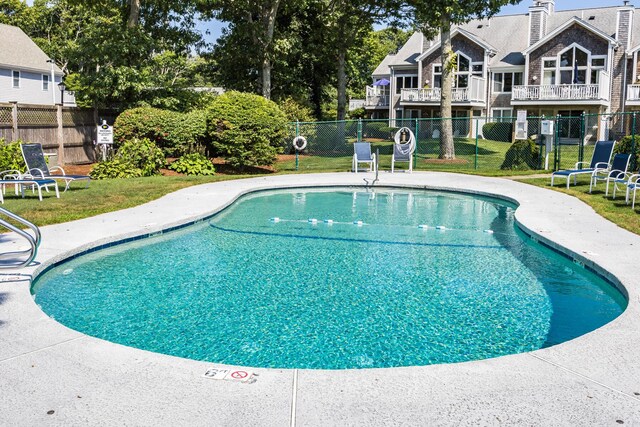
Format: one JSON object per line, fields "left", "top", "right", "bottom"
{"left": 127, "top": 0, "right": 141, "bottom": 28}
{"left": 260, "top": 0, "right": 281, "bottom": 100}
{"left": 439, "top": 17, "right": 455, "bottom": 159}
{"left": 336, "top": 49, "right": 347, "bottom": 121}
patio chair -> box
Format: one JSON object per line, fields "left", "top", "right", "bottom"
{"left": 391, "top": 142, "right": 414, "bottom": 174}
{"left": 550, "top": 140, "right": 615, "bottom": 189}
{"left": 0, "top": 170, "right": 59, "bottom": 203}
{"left": 590, "top": 153, "right": 631, "bottom": 195}
{"left": 611, "top": 168, "right": 640, "bottom": 208}
{"left": 21, "top": 143, "right": 90, "bottom": 191}
{"left": 352, "top": 142, "right": 376, "bottom": 173}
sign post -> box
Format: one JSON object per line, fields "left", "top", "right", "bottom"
{"left": 96, "top": 120, "right": 113, "bottom": 161}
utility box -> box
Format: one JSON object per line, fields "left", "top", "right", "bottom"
{"left": 541, "top": 120, "right": 554, "bottom": 136}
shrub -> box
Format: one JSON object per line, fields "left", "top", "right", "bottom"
{"left": 614, "top": 135, "right": 640, "bottom": 169}
{"left": 114, "top": 107, "right": 207, "bottom": 156}
{"left": 89, "top": 138, "right": 165, "bottom": 179}
{"left": 89, "top": 159, "right": 144, "bottom": 179}
{"left": 206, "top": 91, "right": 288, "bottom": 168}
{"left": 278, "top": 97, "right": 315, "bottom": 122}
{"left": 483, "top": 122, "right": 513, "bottom": 142}
{"left": 168, "top": 153, "right": 216, "bottom": 175}
{"left": 501, "top": 139, "right": 540, "bottom": 170}
{"left": 0, "top": 139, "right": 24, "bottom": 171}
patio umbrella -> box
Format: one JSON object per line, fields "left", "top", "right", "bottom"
{"left": 373, "top": 79, "right": 390, "bottom": 86}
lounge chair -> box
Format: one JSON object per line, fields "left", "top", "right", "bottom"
{"left": 391, "top": 142, "right": 414, "bottom": 173}
{"left": 0, "top": 170, "right": 59, "bottom": 203}
{"left": 352, "top": 142, "right": 376, "bottom": 173}
{"left": 21, "top": 143, "right": 90, "bottom": 191}
{"left": 551, "top": 140, "right": 615, "bottom": 189}
{"left": 590, "top": 153, "right": 631, "bottom": 195}
{"left": 611, "top": 168, "right": 640, "bottom": 208}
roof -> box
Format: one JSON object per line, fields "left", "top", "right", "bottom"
{"left": 387, "top": 32, "right": 423, "bottom": 68}
{"left": 523, "top": 16, "right": 619, "bottom": 55}
{"left": 373, "top": 4, "right": 640, "bottom": 72}
{"left": 0, "top": 24, "right": 62, "bottom": 74}
{"left": 372, "top": 54, "right": 396, "bottom": 76}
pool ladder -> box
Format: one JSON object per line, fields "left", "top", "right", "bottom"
{"left": 0, "top": 206, "right": 41, "bottom": 269}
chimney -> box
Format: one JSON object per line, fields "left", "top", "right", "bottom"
{"left": 528, "top": 1, "right": 554, "bottom": 46}
{"left": 617, "top": 2, "right": 634, "bottom": 50}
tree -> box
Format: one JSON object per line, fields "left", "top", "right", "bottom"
{"left": 200, "top": 0, "right": 283, "bottom": 100}
{"left": 407, "top": 0, "right": 519, "bottom": 159}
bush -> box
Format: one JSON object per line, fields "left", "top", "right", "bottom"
{"left": 501, "top": 139, "right": 540, "bottom": 170}
{"left": 90, "top": 138, "right": 165, "bottom": 179}
{"left": 0, "top": 139, "right": 24, "bottom": 171}
{"left": 483, "top": 122, "right": 513, "bottom": 142}
{"left": 114, "top": 107, "right": 207, "bottom": 156}
{"left": 206, "top": 91, "right": 288, "bottom": 168}
{"left": 614, "top": 135, "right": 640, "bottom": 169}
{"left": 168, "top": 153, "right": 216, "bottom": 175}
{"left": 278, "top": 97, "right": 315, "bottom": 122}
{"left": 89, "top": 159, "right": 144, "bottom": 179}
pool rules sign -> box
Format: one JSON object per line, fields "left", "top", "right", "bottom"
{"left": 97, "top": 121, "right": 113, "bottom": 145}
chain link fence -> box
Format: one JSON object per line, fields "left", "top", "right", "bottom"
{"left": 283, "top": 112, "right": 640, "bottom": 175}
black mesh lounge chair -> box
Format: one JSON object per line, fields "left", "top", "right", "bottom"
{"left": 551, "top": 140, "right": 615, "bottom": 189}
{"left": 352, "top": 142, "right": 376, "bottom": 173}
{"left": 590, "top": 153, "right": 631, "bottom": 195}
{"left": 21, "top": 143, "right": 90, "bottom": 191}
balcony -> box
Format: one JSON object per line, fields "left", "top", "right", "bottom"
{"left": 400, "top": 76, "right": 486, "bottom": 105}
{"left": 365, "top": 86, "right": 389, "bottom": 108}
{"left": 512, "top": 72, "right": 610, "bottom": 105}
{"left": 626, "top": 84, "right": 640, "bottom": 106}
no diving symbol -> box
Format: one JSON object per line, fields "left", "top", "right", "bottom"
{"left": 230, "top": 370, "right": 248, "bottom": 380}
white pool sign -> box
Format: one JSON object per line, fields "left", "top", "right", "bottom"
{"left": 97, "top": 120, "right": 113, "bottom": 145}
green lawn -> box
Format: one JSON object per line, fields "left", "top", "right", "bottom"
{"left": 1, "top": 174, "right": 249, "bottom": 226}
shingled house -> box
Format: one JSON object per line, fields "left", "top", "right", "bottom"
{"left": 0, "top": 23, "right": 74, "bottom": 106}
{"left": 365, "top": 1, "right": 640, "bottom": 139}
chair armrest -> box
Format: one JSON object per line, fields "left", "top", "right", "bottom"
{"left": 27, "top": 168, "right": 46, "bottom": 178}
{"left": 49, "top": 166, "right": 66, "bottom": 175}
{"left": 629, "top": 174, "right": 640, "bottom": 183}
{"left": 607, "top": 169, "right": 627, "bottom": 179}
{"left": 593, "top": 162, "right": 609, "bottom": 169}
{"left": 0, "top": 169, "right": 23, "bottom": 179}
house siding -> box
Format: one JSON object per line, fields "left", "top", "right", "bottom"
{"left": 527, "top": 24, "right": 609, "bottom": 85}
{"left": 421, "top": 34, "right": 485, "bottom": 87}
{"left": 0, "top": 67, "right": 63, "bottom": 105}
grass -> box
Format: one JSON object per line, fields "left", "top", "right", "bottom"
{"left": 1, "top": 174, "right": 253, "bottom": 226}
{"left": 519, "top": 176, "right": 640, "bottom": 236}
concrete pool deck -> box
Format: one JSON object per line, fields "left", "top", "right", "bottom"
{"left": 1, "top": 172, "right": 639, "bottom": 426}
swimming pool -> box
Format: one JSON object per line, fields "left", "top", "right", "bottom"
{"left": 32, "top": 188, "right": 627, "bottom": 369}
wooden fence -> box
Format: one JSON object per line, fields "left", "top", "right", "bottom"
{"left": 0, "top": 102, "right": 110, "bottom": 165}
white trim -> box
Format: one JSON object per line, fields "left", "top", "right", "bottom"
{"left": 0, "top": 63, "right": 63, "bottom": 75}
{"left": 416, "top": 28, "right": 497, "bottom": 62}
{"left": 492, "top": 71, "right": 524, "bottom": 94}
{"left": 523, "top": 16, "right": 620, "bottom": 55}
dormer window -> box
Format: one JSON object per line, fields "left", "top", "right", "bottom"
{"left": 541, "top": 44, "right": 604, "bottom": 85}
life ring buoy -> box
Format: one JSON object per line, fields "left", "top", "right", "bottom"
{"left": 293, "top": 136, "right": 307, "bottom": 151}
{"left": 394, "top": 127, "right": 416, "bottom": 155}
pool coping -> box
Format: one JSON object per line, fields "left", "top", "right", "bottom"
{"left": 1, "top": 172, "right": 640, "bottom": 425}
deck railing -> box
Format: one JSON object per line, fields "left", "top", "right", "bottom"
{"left": 400, "top": 76, "right": 485, "bottom": 103}
{"left": 512, "top": 71, "right": 610, "bottom": 101}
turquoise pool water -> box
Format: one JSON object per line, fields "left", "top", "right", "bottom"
{"left": 33, "top": 188, "right": 627, "bottom": 369}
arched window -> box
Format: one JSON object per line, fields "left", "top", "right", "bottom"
{"left": 433, "top": 52, "right": 481, "bottom": 89}
{"left": 541, "top": 44, "right": 606, "bottom": 85}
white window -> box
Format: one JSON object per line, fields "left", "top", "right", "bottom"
{"left": 432, "top": 52, "right": 482, "bottom": 89}
{"left": 42, "top": 74, "right": 49, "bottom": 91}
{"left": 492, "top": 72, "right": 523, "bottom": 92}
{"left": 12, "top": 70, "right": 20, "bottom": 88}
{"left": 541, "top": 45, "right": 603, "bottom": 85}
{"left": 492, "top": 108, "right": 513, "bottom": 122}
{"left": 395, "top": 75, "right": 418, "bottom": 94}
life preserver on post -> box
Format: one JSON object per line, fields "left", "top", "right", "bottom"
{"left": 394, "top": 127, "right": 416, "bottom": 155}
{"left": 293, "top": 136, "right": 307, "bottom": 151}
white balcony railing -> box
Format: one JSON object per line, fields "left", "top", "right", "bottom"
{"left": 627, "top": 84, "right": 640, "bottom": 101}
{"left": 512, "top": 71, "right": 610, "bottom": 102}
{"left": 400, "top": 76, "right": 486, "bottom": 103}
{"left": 365, "top": 86, "right": 390, "bottom": 107}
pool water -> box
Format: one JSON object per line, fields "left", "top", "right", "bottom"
{"left": 33, "top": 188, "right": 627, "bottom": 369}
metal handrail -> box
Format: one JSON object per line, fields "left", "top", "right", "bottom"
{"left": 0, "top": 206, "right": 41, "bottom": 268}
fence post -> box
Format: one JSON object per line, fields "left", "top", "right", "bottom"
{"left": 295, "top": 120, "right": 300, "bottom": 171}
{"left": 357, "top": 119, "right": 363, "bottom": 143}
{"left": 632, "top": 112, "right": 637, "bottom": 172}
{"left": 579, "top": 113, "right": 585, "bottom": 164}
{"left": 474, "top": 118, "right": 479, "bottom": 170}
{"left": 11, "top": 102, "right": 17, "bottom": 142}
{"left": 57, "top": 104, "right": 65, "bottom": 165}
{"left": 554, "top": 114, "right": 561, "bottom": 171}
{"left": 414, "top": 117, "right": 419, "bottom": 168}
